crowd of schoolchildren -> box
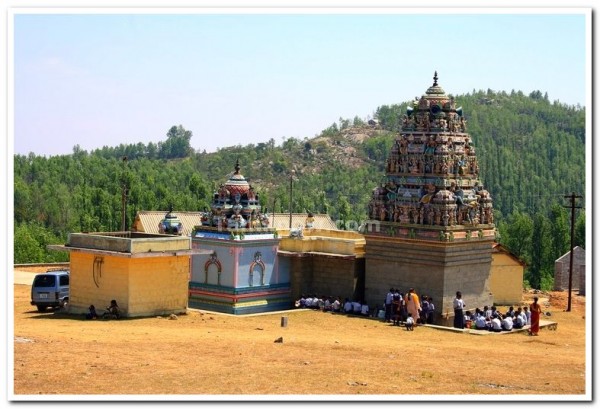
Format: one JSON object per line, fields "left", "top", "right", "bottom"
{"left": 293, "top": 288, "right": 431, "bottom": 331}
{"left": 382, "top": 288, "right": 434, "bottom": 331}
{"left": 294, "top": 295, "right": 371, "bottom": 317}
{"left": 467, "top": 305, "right": 531, "bottom": 332}
{"left": 295, "top": 289, "right": 534, "bottom": 333}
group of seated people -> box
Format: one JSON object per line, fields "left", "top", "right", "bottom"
{"left": 467, "top": 305, "right": 531, "bottom": 332}
{"left": 85, "top": 299, "right": 121, "bottom": 320}
{"left": 294, "top": 294, "right": 371, "bottom": 317}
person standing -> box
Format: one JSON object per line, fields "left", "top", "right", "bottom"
{"left": 529, "top": 296, "right": 543, "bottom": 336}
{"left": 384, "top": 288, "right": 394, "bottom": 323}
{"left": 426, "top": 296, "right": 435, "bottom": 324}
{"left": 420, "top": 295, "right": 429, "bottom": 325}
{"left": 405, "top": 288, "right": 421, "bottom": 326}
{"left": 453, "top": 291, "right": 466, "bottom": 329}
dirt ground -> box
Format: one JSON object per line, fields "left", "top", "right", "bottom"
{"left": 11, "top": 267, "right": 589, "bottom": 400}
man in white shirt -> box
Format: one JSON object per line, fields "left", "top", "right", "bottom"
{"left": 384, "top": 288, "right": 394, "bottom": 322}
{"left": 331, "top": 297, "right": 341, "bottom": 313}
{"left": 352, "top": 300, "right": 362, "bottom": 315}
{"left": 360, "top": 303, "right": 370, "bottom": 316}
{"left": 474, "top": 313, "right": 487, "bottom": 330}
{"left": 514, "top": 313, "right": 525, "bottom": 329}
{"left": 501, "top": 314, "right": 513, "bottom": 331}
{"left": 343, "top": 298, "right": 353, "bottom": 313}
{"left": 490, "top": 315, "right": 502, "bottom": 332}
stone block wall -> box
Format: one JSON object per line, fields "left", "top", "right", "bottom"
{"left": 554, "top": 247, "right": 586, "bottom": 291}
{"left": 285, "top": 254, "right": 365, "bottom": 305}
{"left": 365, "top": 235, "right": 493, "bottom": 324}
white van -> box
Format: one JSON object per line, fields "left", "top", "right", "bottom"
{"left": 30, "top": 269, "right": 69, "bottom": 312}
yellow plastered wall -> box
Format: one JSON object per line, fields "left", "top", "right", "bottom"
{"left": 68, "top": 252, "right": 190, "bottom": 317}
{"left": 490, "top": 252, "right": 524, "bottom": 305}
{"left": 127, "top": 256, "right": 189, "bottom": 317}
{"left": 69, "top": 252, "right": 130, "bottom": 315}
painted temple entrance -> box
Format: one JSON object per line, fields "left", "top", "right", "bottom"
{"left": 364, "top": 72, "right": 496, "bottom": 325}
{"left": 188, "top": 161, "right": 291, "bottom": 314}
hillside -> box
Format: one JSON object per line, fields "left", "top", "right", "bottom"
{"left": 13, "top": 90, "right": 587, "bottom": 281}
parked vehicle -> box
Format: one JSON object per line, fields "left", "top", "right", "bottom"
{"left": 30, "top": 269, "right": 69, "bottom": 312}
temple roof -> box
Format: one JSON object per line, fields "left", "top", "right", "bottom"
{"left": 132, "top": 211, "right": 338, "bottom": 236}
{"left": 424, "top": 71, "right": 447, "bottom": 98}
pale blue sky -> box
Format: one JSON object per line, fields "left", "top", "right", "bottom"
{"left": 12, "top": 10, "right": 589, "bottom": 156}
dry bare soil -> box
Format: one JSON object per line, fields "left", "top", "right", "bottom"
{"left": 12, "top": 268, "right": 589, "bottom": 399}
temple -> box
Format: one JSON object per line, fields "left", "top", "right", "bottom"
{"left": 187, "top": 160, "right": 289, "bottom": 315}
{"left": 50, "top": 72, "right": 510, "bottom": 323}
{"left": 363, "top": 72, "right": 496, "bottom": 324}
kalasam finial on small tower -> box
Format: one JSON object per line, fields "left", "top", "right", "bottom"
{"left": 433, "top": 71, "right": 438, "bottom": 86}
{"left": 234, "top": 158, "right": 241, "bottom": 175}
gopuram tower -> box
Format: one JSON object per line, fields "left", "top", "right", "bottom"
{"left": 363, "top": 72, "right": 496, "bottom": 325}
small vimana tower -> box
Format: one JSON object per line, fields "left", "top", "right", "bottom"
{"left": 363, "top": 72, "right": 496, "bottom": 324}
{"left": 188, "top": 160, "right": 290, "bottom": 315}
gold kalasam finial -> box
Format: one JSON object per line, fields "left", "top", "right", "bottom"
{"left": 234, "top": 158, "right": 240, "bottom": 174}
{"left": 433, "top": 71, "right": 438, "bottom": 86}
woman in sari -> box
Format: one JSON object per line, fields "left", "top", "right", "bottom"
{"left": 405, "top": 288, "right": 421, "bottom": 325}
{"left": 529, "top": 296, "right": 543, "bottom": 336}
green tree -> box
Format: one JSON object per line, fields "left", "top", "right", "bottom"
{"left": 159, "top": 125, "right": 193, "bottom": 159}
{"left": 549, "top": 203, "right": 570, "bottom": 263}
{"left": 498, "top": 211, "right": 533, "bottom": 265}
{"left": 574, "top": 211, "right": 585, "bottom": 249}
{"left": 337, "top": 196, "right": 352, "bottom": 230}
{"left": 528, "top": 213, "right": 551, "bottom": 290}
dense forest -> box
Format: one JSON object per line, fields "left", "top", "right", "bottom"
{"left": 13, "top": 90, "right": 587, "bottom": 290}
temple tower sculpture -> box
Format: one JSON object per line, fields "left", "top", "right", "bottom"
{"left": 189, "top": 160, "right": 291, "bottom": 314}
{"left": 363, "top": 72, "right": 496, "bottom": 324}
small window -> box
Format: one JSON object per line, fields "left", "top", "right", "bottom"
{"left": 33, "top": 275, "right": 56, "bottom": 287}
{"left": 59, "top": 275, "right": 69, "bottom": 286}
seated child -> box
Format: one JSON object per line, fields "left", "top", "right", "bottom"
{"left": 106, "top": 299, "right": 121, "bottom": 319}
{"left": 490, "top": 315, "right": 502, "bottom": 332}
{"left": 86, "top": 305, "right": 98, "bottom": 320}
{"left": 464, "top": 311, "right": 473, "bottom": 328}
{"left": 405, "top": 313, "right": 415, "bottom": 331}
{"left": 513, "top": 312, "right": 525, "bottom": 329}
{"left": 474, "top": 313, "right": 487, "bottom": 330}
{"left": 501, "top": 314, "right": 513, "bottom": 331}
{"left": 360, "top": 301, "right": 370, "bottom": 316}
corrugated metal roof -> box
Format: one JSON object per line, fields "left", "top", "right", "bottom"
{"left": 132, "top": 211, "right": 338, "bottom": 236}
{"left": 269, "top": 213, "right": 338, "bottom": 230}
{"left": 132, "top": 211, "right": 202, "bottom": 236}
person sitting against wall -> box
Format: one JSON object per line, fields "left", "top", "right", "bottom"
{"left": 86, "top": 305, "right": 98, "bottom": 320}
{"left": 343, "top": 298, "right": 353, "bottom": 314}
{"left": 331, "top": 297, "right": 342, "bottom": 313}
{"left": 294, "top": 294, "right": 307, "bottom": 308}
{"left": 360, "top": 301, "right": 370, "bottom": 317}
{"left": 322, "top": 296, "right": 332, "bottom": 312}
{"left": 104, "top": 300, "right": 120, "bottom": 319}
{"left": 351, "top": 300, "right": 362, "bottom": 315}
